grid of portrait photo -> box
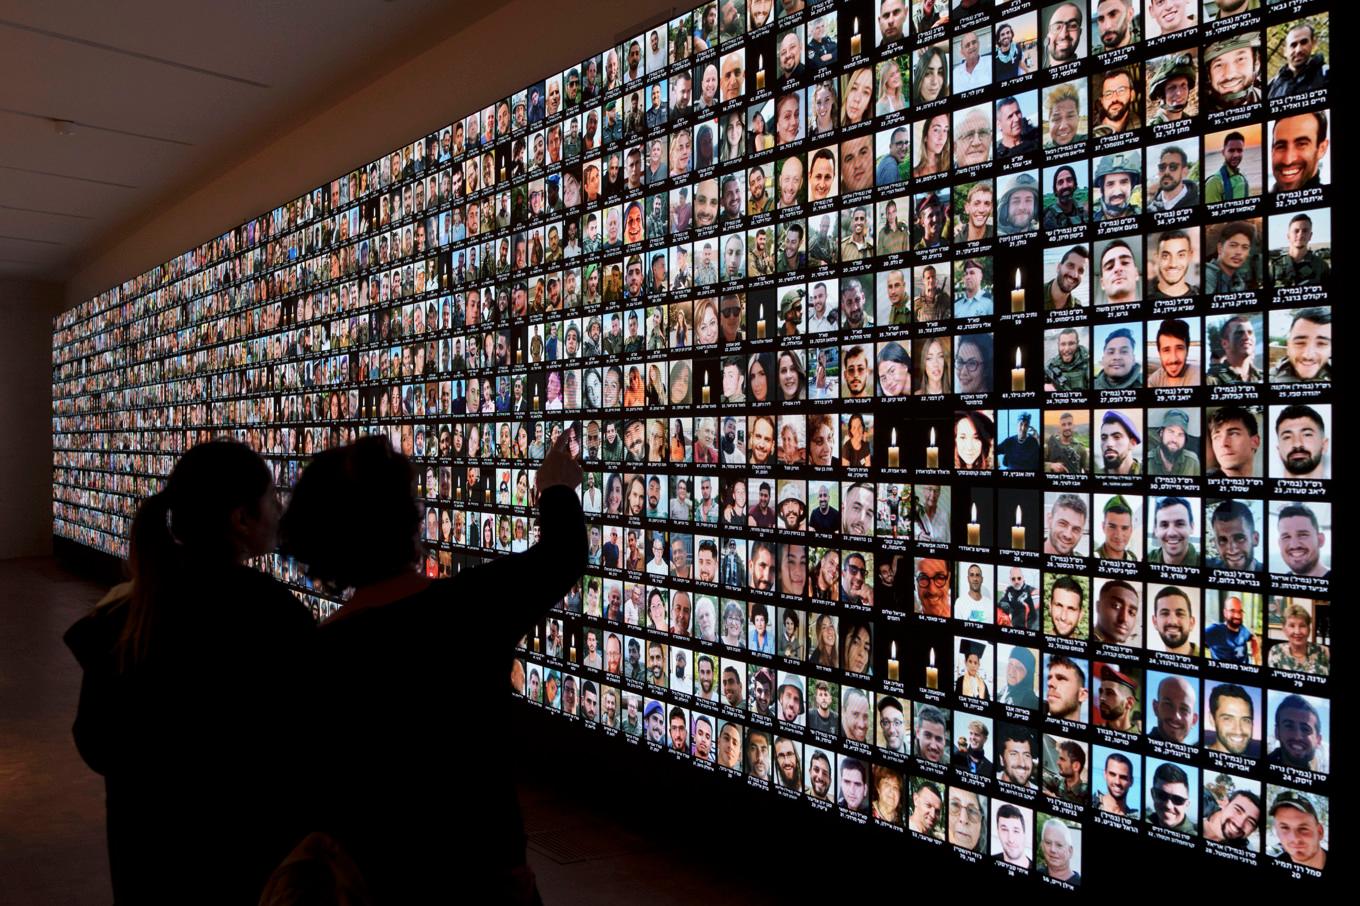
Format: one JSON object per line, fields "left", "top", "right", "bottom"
{"left": 52, "top": 0, "right": 1332, "bottom": 888}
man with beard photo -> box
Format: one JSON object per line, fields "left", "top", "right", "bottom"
{"left": 1146, "top": 146, "right": 1198, "bottom": 212}
{"left": 1149, "top": 586, "right": 1198, "bottom": 656}
{"left": 1094, "top": 0, "right": 1138, "bottom": 51}
{"left": 1204, "top": 34, "right": 1262, "bottom": 114}
{"left": 1043, "top": 165, "right": 1086, "bottom": 230}
{"left": 1273, "top": 405, "right": 1328, "bottom": 481}
{"left": 1092, "top": 67, "right": 1140, "bottom": 137}
{"left": 1147, "top": 408, "right": 1199, "bottom": 476}
{"left": 1147, "top": 318, "right": 1199, "bottom": 386}
{"left": 1098, "top": 410, "right": 1141, "bottom": 475}
{"left": 1092, "top": 153, "right": 1140, "bottom": 222}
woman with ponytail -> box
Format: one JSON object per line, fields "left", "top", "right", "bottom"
{"left": 64, "top": 440, "right": 314, "bottom": 904}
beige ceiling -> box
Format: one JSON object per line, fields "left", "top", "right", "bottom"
{"left": 0, "top": 0, "right": 512, "bottom": 282}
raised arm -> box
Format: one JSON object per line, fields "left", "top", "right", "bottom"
{"left": 469, "top": 431, "right": 586, "bottom": 647}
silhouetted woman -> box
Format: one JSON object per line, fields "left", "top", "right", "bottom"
{"left": 281, "top": 433, "right": 584, "bottom": 904}
{"left": 65, "top": 440, "right": 314, "bottom": 904}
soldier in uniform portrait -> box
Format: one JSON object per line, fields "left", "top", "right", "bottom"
{"left": 1148, "top": 54, "right": 1196, "bottom": 126}
{"left": 1204, "top": 33, "right": 1262, "bottom": 115}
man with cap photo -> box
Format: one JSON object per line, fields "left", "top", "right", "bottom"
{"left": 954, "top": 259, "right": 993, "bottom": 317}
{"left": 998, "top": 173, "right": 1040, "bottom": 236}
{"left": 956, "top": 639, "right": 991, "bottom": 699}
{"left": 1204, "top": 33, "right": 1262, "bottom": 114}
{"left": 999, "top": 647, "right": 1040, "bottom": 710}
{"left": 1042, "top": 166, "right": 1086, "bottom": 231}
{"left": 997, "top": 413, "right": 1042, "bottom": 472}
{"left": 1094, "top": 329, "right": 1142, "bottom": 391}
{"left": 876, "top": 697, "right": 908, "bottom": 753}
{"left": 913, "top": 192, "right": 949, "bottom": 249}
{"left": 1147, "top": 53, "right": 1196, "bottom": 125}
{"left": 1092, "top": 153, "right": 1140, "bottom": 221}
{"left": 777, "top": 484, "right": 807, "bottom": 531}
{"left": 1095, "top": 496, "right": 1138, "bottom": 561}
{"left": 1268, "top": 790, "right": 1327, "bottom": 869}
{"left": 1148, "top": 409, "right": 1199, "bottom": 476}
{"left": 644, "top": 700, "right": 666, "bottom": 744}
{"left": 1099, "top": 409, "right": 1141, "bottom": 474}
{"left": 1096, "top": 664, "right": 1141, "bottom": 733}
{"left": 778, "top": 674, "right": 806, "bottom": 727}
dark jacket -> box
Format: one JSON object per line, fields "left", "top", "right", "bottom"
{"left": 65, "top": 564, "right": 315, "bottom": 905}
{"left": 1267, "top": 54, "right": 1328, "bottom": 100}
{"left": 309, "top": 485, "right": 586, "bottom": 903}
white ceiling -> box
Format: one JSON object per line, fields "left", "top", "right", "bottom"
{"left": 0, "top": 0, "right": 509, "bottom": 282}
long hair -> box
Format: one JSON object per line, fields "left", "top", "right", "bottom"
{"left": 119, "top": 440, "right": 273, "bottom": 670}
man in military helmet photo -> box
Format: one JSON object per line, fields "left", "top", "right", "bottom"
{"left": 1205, "top": 34, "right": 1262, "bottom": 114}
{"left": 1093, "top": 154, "right": 1141, "bottom": 222}
{"left": 1148, "top": 54, "right": 1196, "bottom": 125}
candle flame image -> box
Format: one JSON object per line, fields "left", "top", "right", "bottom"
{"left": 890, "top": 427, "right": 897, "bottom": 444}
{"left": 1015, "top": 505, "right": 1023, "bottom": 524}
{"left": 1014, "top": 268, "right": 1022, "bottom": 287}
{"left": 758, "top": 54, "right": 763, "bottom": 69}
{"left": 971, "top": 502, "right": 978, "bottom": 522}
{"left": 929, "top": 426, "right": 936, "bottom": 445}
{"left": 891, "top": 640, "right": 897, "bottom": 659}
{"left": 1015, "top": 347, "right": 1022, "bottom": 368}
{"left": 929, "top": 648, "right": 935, "bottom": 667}
{"left": 852, "top": 17, "right": 859, "bottom": 34}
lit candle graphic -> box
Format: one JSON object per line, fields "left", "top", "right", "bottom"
{"left": 756, "top": 318, "right": 766, "bottom": 339}
{"left": 889, "top": 641, "right": 900, "bottom": 681}
{"left": 888, "top": 427, "right": 900, "bottom": 468}
{"left": 967, "top": 502, "right": 981, "bottom": 546}
{"left": 1011, "top": 505, "right": 1025, "bottom": 550}
{"left": 925, "top": 426, "right": 939, "bottom": 469}
{"left": 926, "top": 648, "right": 938, "bottom": 690}
{"left": 1011, "top": 268, "right": 1024, "bottom": 313}
{"left": 1011, "top": 347, "right": 1025, "bottom": 392}
{"left": 701, "top": 374, "right": 711, "bottom": 404}
{"left": 850, "top": 19, "right": 862, "bottom": 56}
{"left": 756, "top": 55, "right": 766, "bottom": 90}
{"left": 533, "top": 626, "right": 541, "bottom": 653}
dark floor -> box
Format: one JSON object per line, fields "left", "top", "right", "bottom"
{"left": 0, "top": 557, "right": 773, "bottom": 905}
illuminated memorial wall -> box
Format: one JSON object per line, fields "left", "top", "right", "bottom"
{"left": 52, "top": 0, "right": 1332, "bottom": 886}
